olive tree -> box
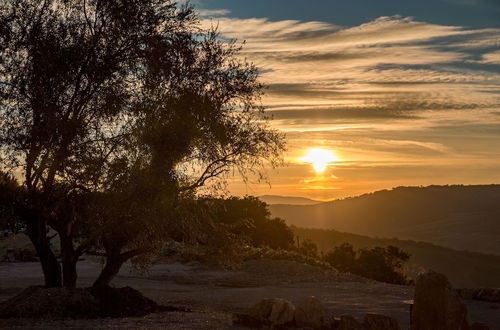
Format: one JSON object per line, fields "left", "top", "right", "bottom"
{"left": 1, "top": 0, "right": 284, "bottom": 287}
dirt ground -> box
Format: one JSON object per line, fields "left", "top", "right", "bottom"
{"left": 0, "top": 259, "right": 499, "bottom": 329}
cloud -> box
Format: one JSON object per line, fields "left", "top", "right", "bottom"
{"left": 197, "top": 9, "right": 231, "bottom": 17}
{"left": 479, "top": 50, "right": 500, "bottom": 64}
{"left": 205, "top": 15, "right": 500, "bottom": 116}
{"left": 206, "top": 14, "right": 500, "bottom": 198}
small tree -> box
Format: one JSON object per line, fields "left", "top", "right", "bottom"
{"left": 324, "top": 243, "right": 356, "bottom": 272}
{"left": 205, "top": 196, "right": 295, "bottom": 250}
{"left": 299, "top": 239, "right": 319, "bottom": 258}
{"left": 323, "top": 243, "right": 411, "bottom": 284}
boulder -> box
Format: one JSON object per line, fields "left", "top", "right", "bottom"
{"left": 411, "top": 271, "right": 469, "bottom": 330}
{"left": 469, "top": 323, "right": 491, "bottom": 330}
{"left": 294, "top": 296, "right": 327, "bottom": 329}
{"left": 363, "top": 313, "right": 401, "bottom": 330}
{"left": 334, "top": 315, "right": 364, "bottom": 330}
{"left": 248, "top": 298, "right": 295, "bottom": 326}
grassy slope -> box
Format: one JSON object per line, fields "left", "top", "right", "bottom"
{"left": 293, "top": 226, "right": 500, "bottom": 288}
{"left": 270, "top": 185, "right": 500, "bottom": 255}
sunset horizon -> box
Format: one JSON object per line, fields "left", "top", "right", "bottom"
{"left": 191, "top": 0, "right": 500, "bottom": 200}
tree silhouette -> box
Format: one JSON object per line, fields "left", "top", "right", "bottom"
{"left": 1, "top": 0, "right": 284, "bottom": 287}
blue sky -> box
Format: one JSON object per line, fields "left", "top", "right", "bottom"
{"left": 191, "top": 0, "right": 500, "bottom": 200}
{"left": 198, "top": 0, "right": 500, "bottom": 28}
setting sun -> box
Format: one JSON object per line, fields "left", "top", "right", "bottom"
{"left": 300, "top": 148, "right": 340, "bottom": 173}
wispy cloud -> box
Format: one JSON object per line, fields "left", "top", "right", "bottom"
{"left": 197, "top": 9, "right": 231, "bottom": 17}
{"left": 479, "top": 50, "right": 500, "bottom": 64}
{"left": 204, "top": 12, "right": 500, "bottom": 198}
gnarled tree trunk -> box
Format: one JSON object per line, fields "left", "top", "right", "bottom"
{"left": 26, "top": 219, "right": 61, "bottom": 287}
{"left": 60, "top": 233, "right": 78, "bottom": 287}
{"left": 93, "top": 243, "right": 148, "bottom": 288}
{"left": 93, "top": 254, "right": 124, "bottom": 288}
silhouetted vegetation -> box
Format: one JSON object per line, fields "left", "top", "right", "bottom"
{"left": 324, "top": 243, "right": 411, "bottom": 284}
{"left": 298, "top": 238, "right": 319, "bottom": 258}
{"left": 207, "top": 197, "right": 295, "bottom": 250}
{"left": 293, "top": 226, "right": 500, "bottom": 288}
{"left": 0, "top": 173, "right": 24, "bottom": 232}
{"left": 0, "top": 0, "right": 284, "bottom": 288}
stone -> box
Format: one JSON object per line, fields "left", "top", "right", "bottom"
{"left": 469, "top": 323, "right": 491, "bottom": 330}
{"left": 363, "top": 313, "right": 401, "bottom": 330}
{"left": 411, "top": 270, "right": 469, "bottom": 330}
{"left": 248, "top": 298, "right": 296, "bottom": 326}
{"left": 294, "top": 296, "right": 327, "bottom": 329}
{"left": 335, "top": 315, "right": 364, "bottom": 330}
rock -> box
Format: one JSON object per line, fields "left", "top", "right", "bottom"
{"left": 411, "top": 271, "right": 469, "bottom": 330}
{"left": 469, "top": 323, "right": 491, "bottom": 330}
{"left": 294, "top": 296, "right": 327, "bottom": 329}
{"left": 248, "top": 298, "right": 295, "bottom": 326}
{"left": 335, "top": 315, "right": 364, "bottom": 330}
{"left": 364, "top": 313, "right": 401, "bottom": 330}
{"left": 233, "top": 312, "right": 267, "bottom": 328}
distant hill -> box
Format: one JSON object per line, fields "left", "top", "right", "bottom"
{"left": 269, "top": 185, "right": 500, "bottom": 255}
{"left": 293, "top": 226, "right": 500, "bottom": 288}
{"left": 259, "top": 195, "right": 321, "bottom": 205}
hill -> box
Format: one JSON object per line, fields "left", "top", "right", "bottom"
{"left": 258, "top": 195, "right": 321, "bottom": 205}
{"left": 269, "top": 185, "right": 500, "bottom": 255}
{"left": 293, "top": 226, "right": 500, "bottom": 288}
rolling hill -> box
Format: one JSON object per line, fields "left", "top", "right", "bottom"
{"left": 269, "top": 185, "right": 500, "bottom": 255}
{"left": 258, "top": 195, "right": 321, "bottom": 205}
{"left": 293, "top": 226, "right": 500, "bottom": 288}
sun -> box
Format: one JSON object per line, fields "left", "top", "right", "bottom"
{"left": 300, "top": 148, "right": 340, "bottom": 173}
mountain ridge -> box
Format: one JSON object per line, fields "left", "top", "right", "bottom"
{"left": 258, "top": 195, "right": 321, "bottom": 205}
{"left": 269, "top": 184, "right": 500, "bottom": 255}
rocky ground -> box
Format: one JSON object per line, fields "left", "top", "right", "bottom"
{"left": 0, "top": 259, "right": 499, "bottom": 329}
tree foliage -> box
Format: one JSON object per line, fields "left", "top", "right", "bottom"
{"left": 205, "top": 196, "right": 295, "bottom": 250}
{"left": 0, "top": 0, "right": 284, "bottom": 287}
{"left": 324, "top": 243, "right": 411, "bottom": 284}
{"left": 298, "top": 238, "right": 319, "bottom": 258}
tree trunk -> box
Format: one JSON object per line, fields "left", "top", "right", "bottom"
{"left": 26, "top": 220, "right": 62, "bottom": 287}
{"left": 62, "top": 257, "right": 78, "bottom": 287}
{"left": 60, "top": 232, "right": 78, "bottom": 287}
{"left": 93, "top": 254, "right": 124, "bottom": 288}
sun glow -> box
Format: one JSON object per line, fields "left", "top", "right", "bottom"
{"left": 300, "top": 148, "right": 340, "bottom": 173}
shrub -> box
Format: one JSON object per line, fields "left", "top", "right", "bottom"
{"left": 324, "top": 243, "right": 411, "bottom": 284}
{"left": 298, "top": 238, "right": 319, "bottom": 258}
{"left": 244, "top": 247, "right": 336, "bottom": 272}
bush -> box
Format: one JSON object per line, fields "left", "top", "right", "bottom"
{"left": 298, "top": 238, "right": 319, "bottom": 258}
{"left": 207, "top": 196, "right": 295, "bottom": 250}
{"left": 244, "top": 247, "right": 336, "bottom": 272}
{"left": 324, "top": 243, "right": 411, "bottom": 284}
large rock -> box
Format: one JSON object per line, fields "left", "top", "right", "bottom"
{"left": 469, "top": 323, "right": 491, "bottom": 330}
{"left": 334, "top": 315, "right": 365, "bottom": 330}
{"left": 248, "top": 298, "right": 295, "bottom": 326}
{"left": 411, "top": 271, "right": 469, "bottom": 330}
{"left": 364, "top": 313, "right": 401, "bottom": 330}
{"left": 294, "top": 296, "right": 327, "bottom": 329}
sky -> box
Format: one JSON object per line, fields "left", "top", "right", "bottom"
{"left": 194, "top": 0, "right": 500, "bottom": 200}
